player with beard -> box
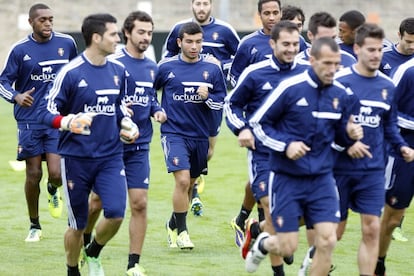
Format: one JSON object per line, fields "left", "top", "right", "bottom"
{"left": 81, "top": 11, "right": 167, "bottom": 276}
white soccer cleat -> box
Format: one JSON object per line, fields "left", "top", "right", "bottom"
{"left": 245, "top": 232, "right": 269, "bottom": 273}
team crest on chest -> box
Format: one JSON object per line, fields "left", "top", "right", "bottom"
{"left": 113, "top": 75, "right": 119, "bottom": 86}
{"left": 57, "top": 48, "right": 64, "bottom": 56}
{"left": 203, "top": 71, "right": 209, "bottom": 80}
{"left": 332, "top": 98, "right": 339, "bottom": 109}
{"left": 212, "top": 32, "right": 219, "bottom": 40}
{"left": 381, "top": 89, "right": 388, "bottom": 100}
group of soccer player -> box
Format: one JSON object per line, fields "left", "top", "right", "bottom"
{"left": 1, "top": 0, "right": 414, "bottom": 276}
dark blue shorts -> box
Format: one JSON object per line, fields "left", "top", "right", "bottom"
{"left": 247, "top": 148, "right": 270, "bottom": 201}
{"left": 160, "top": 134, "right": 208, "bottom": 178}
{"left": 269, "top": 171, "right": 340, "bottom": 233}
{"left": 335, "top": 172, "right": 385, "bottom": 220}
{"left": 124, "top": 149, "right": 150, "bottom": 190}
{"left": 385, "top": 156, "right": 414, "bottom": 209}
{"left": 61, "top": 155, "right": 127, "bottom": 230}
{"left": 17, "top": 128, "right": 59, "bottom": 160}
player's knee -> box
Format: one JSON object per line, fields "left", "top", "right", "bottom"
{"left": 130, "top": 197, "right": 148, "bottom": 214}
{"left": 26, "top": 168, "right": 42, "bottom": 184}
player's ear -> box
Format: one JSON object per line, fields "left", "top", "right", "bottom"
{"left": 177, "top": 38, "right": 182, "bottom": 49}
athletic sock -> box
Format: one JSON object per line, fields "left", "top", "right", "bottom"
{"left": 67, "top": 264, "right": 80, "bottom": 276}
{"left": 375, "top": 256, "right": 386, "bottom": 275}
{"left": 192, "top": 184, "right": 199, "bottom": 198}
{"left": 258, "top": 237, "right": 268, "bottom": 254}
{"left": 127, "top": 253, "right": 140, "bottom": 270}
{"left": 236, "top": 205, "right": 251, "bottom": 230}
{"left": 169, "top": 213, "right": 177, "bottom": 229}
{"left": 272, "top": 264, "right": 285, "bottom": 276}
{"left": 85, "top": 238, "right": 104, "bottom": 258}
{"left": 257, "top": 207, "right": 265, "bottom": 222}
{"left": 174, "top": 212, "right": 188, "bottom": 234}
{"left": 83, "top": 232, "right": 92, "bottom": 247}
{"left": 29, "top": 217, "right": 41, "bottom": 229}
{"left": 250, "top": 221, "right": 261, "bottom": 239}
{"left": 47, "top": 182, "right": 57, "bottom": 195}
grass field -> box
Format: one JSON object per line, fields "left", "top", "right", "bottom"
{"left": 0, "top": 98, "right": 413, "bottom": 275}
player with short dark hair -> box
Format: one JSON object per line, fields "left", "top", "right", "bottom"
{"left": 225, "top": 20, "right": 308, "bottom": 276}
{"left": 229, "top": 0, "right": 283, "bottom": 87}
{"left": 38, "top": 13, "right": 139, "bottom": 276}
{"left": 281, "top": 4, "right": 310, "bottom": 50}
{"left": 338, "top": 10, "right": 366, "bottom": 58}
{"left": 296, "top": 11, "right": 357, "bottom": 69}
{"left": 157, "top": 21, "right": 226, "bottom": 250}
{"left": 0, "top": 3, "right": 77, "bottom": 242}
{"left": 81, "top": 10, "right": 167, "bottom": 276}
{"left": 334, "top": 23, "right": 414, "bottom": 276}
{"left": 375, "top": 56, "right": 414, "bottom": 276}
{"left": 245, "top": 36, "right": 364, "bottom": 275}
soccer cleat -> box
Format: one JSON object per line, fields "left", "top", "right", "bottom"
{"left": 190, "top": 197, "right": 203, "bottom": 217}
{"left": 283, "top": 254, "right": 294, "bottom": 265}
{"left": 197, "top": 175, "right": 205, "bottom": 194}
{"left": 166, "top": 221, "right": 178, "bottom": 248}
{"left": 230, "top": 216, "right": 244, "bottom": 248}
{"left": 241, "top": 218, "right": 258, "bottom": 259}
{"left": 392, "top": 227, "right": 408, "bottom": 242}
{"left": 48, "top": 188, "right": 63, "bottom": 218}
{"left": 298, "top": 246, "right": 314, "bottom": 276}
{"left": 86, "top": 255, "right": 104, "bottom": 276}
{"left": 78, "top": 247, "right": 86, "bottom": 269}
{"left": 245, "top": 232, "right": 269, "bottom": 273}
{"left": 126, "top": 263, "right": 147, "bottom": 276}
{"left": 25, "top": 228, "right": 42, "bottom": 242}
{"left": 176, "top": 230, "right": 194, "bottom": 250}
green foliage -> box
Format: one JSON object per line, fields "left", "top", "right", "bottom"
{"left": 0, "top": 99, "right": 412, "bottom": 275}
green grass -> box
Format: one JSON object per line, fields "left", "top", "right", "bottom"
{"left": 0, "top": 98, "right": 413, "bottom": 275}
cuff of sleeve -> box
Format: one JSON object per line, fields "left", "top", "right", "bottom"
{"left": 52, "top": 115, "right": 64, "bottom": 129}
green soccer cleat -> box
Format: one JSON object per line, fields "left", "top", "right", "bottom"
{"left": 86, "top": 255, "right": 104, "bottom": 276}
{"left": 24, "top": 228, "right": 42, "bottom": 242}
{"left": 190, "top": 197, "right": 203, "bottom": 216}
{"left": 197, "top": 175, "right": 205, "bottom": 194}
{"left": 48, "top": 188, "right": 63, "bottom": 218}
{"left": 392, "top": 227, "right": 408, "bottom": 242}
{"left": 126, "top": 263, "right": 147, "bottom": 276}
{"left": 230, "top": 216, "right": 244, "bottom": 248}
{"left": 166, "top": 221, "right": 178, "bottom": 248}
{"left": 176, "top": 230, "right": 194, "bottom": 250}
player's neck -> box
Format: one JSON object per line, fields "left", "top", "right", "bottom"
{"left": 354, "top": 63, "right": 377, "bottom": 77}
{"left": 125, "top": 44, "right": 145, "bottom": 59}
{"left": 83, "top": 48, "right": 107, "bottom": 66}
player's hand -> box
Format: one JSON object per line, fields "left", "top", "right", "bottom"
{"left": 14, "top": 87, "right": 35, "bottom": 107}
{"left": 238, "top": 128, "right": 255, "bottom": 150}
{"left": 346, "top": 115, "right": 363, "bottom": 140}
{"left": 197, "top": 86, "right": 208, "bottom": 100}
{"left": 60, "top": 112, "right": 97, "bottom": 135}
{"left": 120, "top": 117, "right": 139, "bottom": 144}
{"left": 153, "top": 110, "right": 167, "bottom": 123}
{"left": 401, "top": 146, "right": 414, "bottom": 162}
{"left": 347, "top": 141, "right": 372, "bottom": 159}
{"left": 286, "top": 141, "right": 311, "bottom": 160}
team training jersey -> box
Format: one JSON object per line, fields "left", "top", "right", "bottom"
{"left": 380, "top": 44, "right": 414, "bottom": 76}
{"left": 163, "top": 17, "right": 240, "bottom": 74}
{"left": 155, "top": 55, "right": 226, "bottom": 139}
{"left": 38, "top": 53, "right": 129, "bottom": 158}
{"left": 0, "top": 32, "right": 77, "bottom": 128}
{"left": 225, "top": 55, "right": 308, "bottom": 138}
{"left": 110, "top": 47, "right": 162, "bottom": 150}
{"left": 392, "top": 57, "right": 414, "bottom": 147}
{"left": 229, "top": 30, "right": 309, "bottom": 88}
{"left": 334, "top": 65, "right": 407, "bottom": 173}
{"left": 295, "top": 47, "right": 357, "bottom": 70}
{"left": 249, "top": 68, "right": 356, "bottom": 176}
